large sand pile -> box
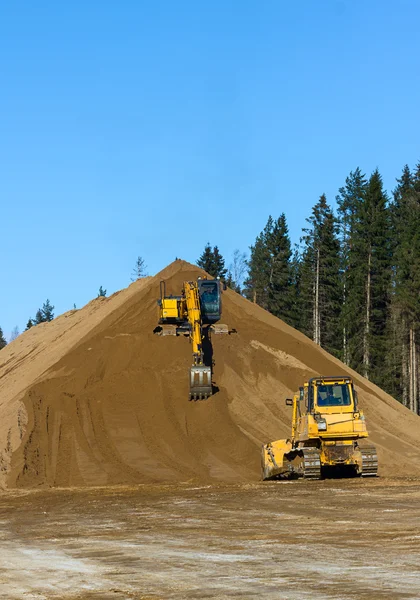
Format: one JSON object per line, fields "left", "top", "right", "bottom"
{"left": 1, "top": 260, "right": 419, "bottom": 488}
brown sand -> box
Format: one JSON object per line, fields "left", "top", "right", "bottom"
{"left": 0, "top": 259, "right": 419, "bottom": 489}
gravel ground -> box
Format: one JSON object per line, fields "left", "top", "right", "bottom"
{"left": 1, "top": 478, "right": 420, "bottom": 599}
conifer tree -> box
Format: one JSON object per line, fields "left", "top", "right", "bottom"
{"left": 25, "top": 319, "right": 34, "bottom": 330}
{"left": 243, "top": 230, "right": 271, "bottom": 307}
{"left": 390, "top": 163, "right": 420, "bottom": 412}
{"left": 336, "top": 168, "right": 368, "bottom": 364}
{"left": 34, "top": 309, "right": 44, "bottom": 325}
{"left": 197, "top": 244, "right": 227, "bottom": 279}
{"left": 212, "top": 246, "right": 227, "bottom": 280}
{"left": 131, "top": 256, "right": 147, "bottom": 281}
{"left": 346, "top": 170, "right": 391, "bottom": 384}
{"left": 42, "top": 299, "right": 54, "bottom": 322}
{"left": 98, "top": 286, "right": 107, "bottom": 297}
{"left": 197, "top": 243, "right": 214, "bottom": 273}
{"left": 299, "top": 195, "right": 341, "bottom": 356}
{"left": 266, "top": 214, "right": 295, "bottom": 324}
{"left": 244, "top": 214, "right": 296, "bottom": 323}
{"left": 0, "top": 327, "right": 7, "bottom": 349}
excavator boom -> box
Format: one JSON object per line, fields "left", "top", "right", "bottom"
{"left": 184, "top": 281, "right": 212, "bottom": 400}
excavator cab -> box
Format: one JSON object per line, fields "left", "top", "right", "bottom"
{"left": 197, "top": 279, "right": 222, "bottom": 324}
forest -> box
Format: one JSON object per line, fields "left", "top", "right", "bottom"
{"left": 198, "top": 163, "right": 420, "bottom": 416}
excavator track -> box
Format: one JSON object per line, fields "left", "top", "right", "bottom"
{"left": 361, "top": 446, "right": 378, "bottom": 477}
{"left": 302, "top": 447, "right": 322, "bottom": 479}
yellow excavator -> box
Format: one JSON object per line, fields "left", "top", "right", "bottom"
{"left": 155, "top": 277, "right": 231, "bottom": 400}
{"left": 262, "top": 376, "right": 378, "bottom": 480}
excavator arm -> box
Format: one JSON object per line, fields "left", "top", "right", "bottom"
{"left": 183, "top": 282, "right": 212, "bottom": 400}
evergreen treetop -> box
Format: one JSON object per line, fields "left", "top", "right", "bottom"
{"left": 131, "top": 256, "right": 148, "bottom": 281}
{"left": 42, "top": 299, "right": 54, "bottom": 322}
{"left": 197, "top": 244, "right": 227, "bottom": 279}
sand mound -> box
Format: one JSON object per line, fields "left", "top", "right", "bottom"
{"left": 1, "top": 259, "right": 419, "bottom": 488}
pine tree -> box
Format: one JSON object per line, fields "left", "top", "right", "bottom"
{"left": 98, "top": 286, "right": 107, "bottom": 297}
{"left": 131, "top": 256, "right": 147, "bottom": 281}
{"left": 212, "top": 246, "right": 227, "bottom": 279}
{"left": 244, "top": 227, "right": 272, "bottom": 307}
{"left": 266, "top": 214, "right": 295, "bottom": 324}
{"left": 34, "top": 309, "right": 44, "bottom": 325}
{"left": 336, "top": 168, "right": 368, "bottom": 364}
{"left": 244, "top": 214, "right": 297, "bottom": 325}
{"left": 197, "top": 243, "right": 214, "bottom": 274}
{"left": 197, "top": 244, "right": 227, "bottom": 279}
{"left": 346, "top": 170, "right": 392, "bottom": 384}
{"left": 299, "top": 195, "right": 341, "bottom": 356}
{"left": 390, "top": 163, "right": 420, "bottom": 412}
{"left": 29, "top": 299, "right": 55, "bottom": 326}
{"left": 0, "top": 327, "right": 7, "bottom": 349}
{"left": 42, "top": 299, "right": 54, "bottom": 322}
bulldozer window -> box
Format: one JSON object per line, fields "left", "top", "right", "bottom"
{"left": 316, "top": 384, "right": 351, "bottom": 407}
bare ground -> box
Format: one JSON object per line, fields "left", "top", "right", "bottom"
{"left": 1, "top": 478, "right": 420, "bottom": 599}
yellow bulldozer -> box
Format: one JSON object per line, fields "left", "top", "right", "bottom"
{"left": 262, "top": 376, "right": 378, "bottom": 480}
{"left": 154, "top": 277, "right": 232, "bottom": 400}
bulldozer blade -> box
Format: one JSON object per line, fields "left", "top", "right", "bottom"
{"left": 261, "top": 439, "right": 293, "bottom": 480}
{"left": 189, "top": 366, "right": 212, "bottom": 401}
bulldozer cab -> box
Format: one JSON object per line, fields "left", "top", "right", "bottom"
{"left": 311, "top": 377, "right": 356, "bottom": 413}
{"left": 198, "top": 279, "right": 222, "bottom": 324}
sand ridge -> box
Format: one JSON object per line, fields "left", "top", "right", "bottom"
{"left": 0, "top": 259, "right": 419, "bottom": 488}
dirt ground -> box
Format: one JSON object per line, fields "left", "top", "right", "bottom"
{"left": 1, "top": 478, "right": 420, "bottom": 600}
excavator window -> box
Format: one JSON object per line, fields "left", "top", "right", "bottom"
{"left": 316, "top": 384, "right": 351, "bottom": 407}
{"left": 198, "top": 281, "right": 221, "bottom": 323}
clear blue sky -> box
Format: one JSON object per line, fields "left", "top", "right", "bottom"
{"left": 1, "top": 1, "right": 419, "bottom": 337}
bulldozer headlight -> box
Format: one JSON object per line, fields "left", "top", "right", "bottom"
{"left": 317, "top": 419, "right": 327, "bottom": 431}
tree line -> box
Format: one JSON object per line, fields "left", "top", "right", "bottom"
{"left": 198, "top": 163, "right": 420, "bottom": 415}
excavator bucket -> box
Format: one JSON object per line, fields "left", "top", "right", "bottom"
{"left": 189, "top": 365, "right": 212, "bottom": 401}
{"left": 261, "top": 439, "right": 293, "bottom": 480}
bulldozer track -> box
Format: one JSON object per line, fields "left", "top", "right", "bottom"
{"left": 361, "top": 446, "right": 378, "bottom": 477}
{"left": 302, "top": 448, "right": 321, "bottom": 479}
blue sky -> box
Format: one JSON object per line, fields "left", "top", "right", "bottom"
{"left": 1, "top": 0, "right": 419, "bottom": 336}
